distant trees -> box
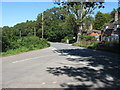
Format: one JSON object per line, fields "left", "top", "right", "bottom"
{"left": 94, "top": 11, "right": 111, "bottom": 30}
{"left": 2, "top": 6, "right": 76, "bottom": 52}
{"left": 94, "top": 8, "right": 118, "bottom": 30}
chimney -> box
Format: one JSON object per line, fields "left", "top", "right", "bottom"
{"left": 115, "top": 13, "right": 118, "bottom": 21}
{"left": 89, "top": 24, "right": 93, "bottom": 30}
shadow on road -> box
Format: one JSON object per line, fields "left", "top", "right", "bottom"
{"left": 46, "top": 48, "right": 120, "bottom": 88}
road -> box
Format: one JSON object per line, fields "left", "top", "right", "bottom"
{"left": 2, "top": 42, "right": 120, "bottom": 88}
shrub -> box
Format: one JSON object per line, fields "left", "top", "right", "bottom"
{"left": 79, "top": 35, "right": 95, "bottom": 41}
{"left": 1, "top": 36, "right": 50, "bottom": 56}
{"left": 61, "top": 34, "right": 73, "bottom": 43}
{"left": 73, "top": 41, "right": 98, "bottom": 48}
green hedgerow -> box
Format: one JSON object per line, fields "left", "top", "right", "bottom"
{"left": 1, "top": 36, "right": 50, "bottom": 56}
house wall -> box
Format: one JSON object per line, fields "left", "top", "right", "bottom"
{"left": 103, "top": 34, "right": 119, "bottom": 43}
{"left": 103, "top": 28, "right": 119, "bottom": 43}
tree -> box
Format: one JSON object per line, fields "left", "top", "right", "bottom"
{"left": 62, "top": 14, "right": 76, "bottom": 37}
{"left": 84, "top": 15, "right": 94, "bottom": 30}
{"left": 94, "top": 11, "right": 107, "bottom": 30}
{"left": 2, "top": 26, "right": 17, "bottom": 51}
{"left": 110, "top": 8, "right": 117, "bottom": 19}
{"left": 104, "top": 13, "right": 112, "bottom": 22}
{"left": 37, "top": 7, "right": 74, "bottom": 42}
{"left": 54, "top": 0, "right": 105, "bottom": 41}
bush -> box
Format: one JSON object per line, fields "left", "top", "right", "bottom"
{"left": 73, "top": 41, "right": 98, "bottom": 48}
{"left": 93, "top": 42, "right": 120, "bottom": 53}
{"left": 1, "top": 36, "right": 50, "bottom": 56}
{"left": 16, "top": 36, "right": 50, "bottom": 49}
{"left": 61, "top": 34, "right": 74, "bottom": 43}
{"left": 79, "top": 35, "right": 95, "bottom": 41}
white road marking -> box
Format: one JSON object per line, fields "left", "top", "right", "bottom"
{"left": 12, "top": 54, "right": 56, "bottom": 64}
{"left": 52, "top": 81, "right": 57, "bottom": 84}
{"left": 68, "top": 55, "right": 80, "bottom": 59}
{"left": 51, "top": 47, "right": 57, "bottom": 51}
{"left": 57, "top": 53, "right": 61, "bottom": 55}
{"left": 41, "top": 82, "right": 46, "bottom": 85}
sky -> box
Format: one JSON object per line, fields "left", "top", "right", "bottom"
{"left": 1, "top": 2, "right": 119, "bottom": 27}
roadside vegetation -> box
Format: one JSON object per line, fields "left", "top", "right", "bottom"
{"left": 92, "top": 42, "right": 120, "bottom": 53}
{"left": 73, "top": 35, "right": 98, "bottom": 48}
{"left": 1, "top": 2, "right": 119, "bottom": 56}
{"left": 1, "top": 36, "right": 50, "bottom": 56}
{"left": 73, "top": 35, "right": 120, "bottom": 53}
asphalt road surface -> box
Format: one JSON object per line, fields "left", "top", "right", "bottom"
{"left": 2, "top": 42, "right": 120, "bottom": 88}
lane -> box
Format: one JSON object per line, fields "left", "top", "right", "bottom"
{"left": 2, "top": 47, "right": 60, "bottom": 88}
{"left": 2, "top": 42, "right": 120, "bottom": 88}
{"left": 50, "top": 42, "right": 120, "bottom": 58}
{"left": 3, "top": 46, "right": 77, "bottom": 88}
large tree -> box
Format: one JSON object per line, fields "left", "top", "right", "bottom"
{"left": 54, "top": 0, "right": 104, "bottom": 41}
{"left": 37, "top": 7, "right": 74, "bottom": 42}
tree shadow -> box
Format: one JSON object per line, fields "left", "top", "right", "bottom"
{"left": 46, "top": 48, "right": 120, "bottom": 88}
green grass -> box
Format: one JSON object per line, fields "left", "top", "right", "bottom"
{"left": 73, "top": 41, "right": 98, "bottom": 48}
{"left": 1, "top": 45, "right": 50, "bottom": 56}
{"left": 1, "top": 47, "right": 29, "bottom": 56}
{"left": 73, "top": 41, "right": 120, "bottom": 54}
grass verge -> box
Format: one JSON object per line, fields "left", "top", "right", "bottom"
{"left": 73, "top": 41, "right": 120, "bottom": 54}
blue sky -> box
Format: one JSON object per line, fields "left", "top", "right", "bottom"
{"left": 1, "top": 2, "right": 118, "bottom": 27}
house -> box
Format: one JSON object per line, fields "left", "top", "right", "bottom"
{"left": 103, "top": 13, "right": 120, "bottom": 43}
{"left": 82, "top": 23, "right": 103, "bottom": 41}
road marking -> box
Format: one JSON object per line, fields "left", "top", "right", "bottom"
{"left": 12, "top": 55, "right": 56, "bottom": 64}
{"left": 67, "top": 55, "right": 80, "bottom": 59}
{"left": 52, "top": 48, "right": 57, "bottom": 51}
{"left": 41, "top": 82, "right": 46, "bottom": 85}
{"left": 52, "top": 81, "right": 57, "bottom": 84}
{"left": 57, "top": 53, "right": 61, "bottom": 55}
{"left": 67, "top": 82, "right": 71, "bottom": 84}
{"left": 51, "top": 47, "right": 62, "bottom": 55}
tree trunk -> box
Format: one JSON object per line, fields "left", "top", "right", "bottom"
{"left": 77, "top": 25, "right": 82, "bottom": 42}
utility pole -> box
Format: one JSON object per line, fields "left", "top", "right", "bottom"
{"left": 19, "top": 30, "right": 21, "bottom": 37}
{"left": 42, "top": 12, "right": 44, "bottom": 39}
{"left": 34, "top": 27, "right": 36, "bottom": 37}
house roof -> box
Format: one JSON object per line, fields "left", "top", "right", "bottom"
{"left": 104, "top": 19, "right": 113, "bottom": 27}
{"left": 90, "top": 32, "right": 100, "bottom": 36}
{"left": 114, "top": 19, "right": 120, "bottom": 25}
{"left": 104, "top": 19, "right": 120, "bottom": 30}
{"left": 104, "top": 23, "right": 114, "bottom": 29}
